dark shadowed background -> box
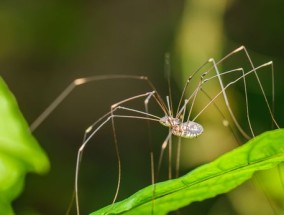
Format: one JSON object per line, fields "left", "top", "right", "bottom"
{"left": 1, "top": 0, "right": 284, "bottom": 214}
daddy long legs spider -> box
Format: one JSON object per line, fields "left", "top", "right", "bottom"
{"left": 30, "top": 46, "right": 280, "bottom": 214}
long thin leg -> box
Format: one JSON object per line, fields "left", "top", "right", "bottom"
{"left": 239, "top": 47, "right": 279, "bottom": 129}
{"left": 165, "top": 52, "right": 174, "bottom": 116}
{"left": 177, "top": 56, "right": 251, "bottom": 139}
{"left": 192, "top": 62, "right": 274, "bottom": 123}
{"left": 175, "top": 67, "right": 257, "bottom": 129}
{"left": 176, "top": 68, "right": 244, "bottom": 119}
{"left": 271, "top": 62, "right": 276, "bottom": 129}
{"left": 156, "top": 132, "right": 172, "bottom": 181}
{"left": 209, "top": 58, "right": 252, "bottom": 139}
{"left": 75, "top": 113, "right": 160, "bottom": 215}
{"left": 176, "top": 46, "right": 279, "bottom": 130}
{"left": 188, "top": 59, "right": 280, "bottom": 214}
{"left": 110, "top": 94, "right": 161, "bottom": 207}
{"left": 176, "top": 60, "right": 214, "bottom": 116}
{"left": 144, "top": 91, "right": 156, "bottom": 186}
{"left": 175, "top": 99, "right": 190, "bottom": 178}
{"left": 200, "top": 88, "right": 241, "bottom": 146}
{"left": 197, "top": 72, "right": 279, "bottom": 214}
{"left": 186, "top": 80, "right": 202, "bottom": 123}
{"left": 175, "top": 47, "right": 242, "bottom": 117}
{"left": 144, "top": 92, "right": 156, "bottom": 215}
{"left": 74, "top": 92, "right": 161, "bottom": 215}
{"left": 210, "top": 46, "right": 279, "bottom": 129}
{"left": 110, "top": 113, "right": 120, "bottom": 206}
{"left": 30, "top": 75, "right": 168, "bottom": 132}
{"left": 173, "top": 67, "right": 246, "bottom": 179}
{"left": 175, "top": 137, "right": 182, "bottom": 178}
{"left": 165, "top": 96, "right": 173, "bottom": 179}
{"left": 168, "top": 131, "right": 172, "bottom": 179}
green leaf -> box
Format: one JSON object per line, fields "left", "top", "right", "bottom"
{"left": 91, "top": 129, "right": 284, "bottom": 215}
{"left": 0, "top": 77, "right": 50, "bottom": 215}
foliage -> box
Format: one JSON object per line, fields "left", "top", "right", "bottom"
{"left": 91, "top": 129, "right": 284, "bottom": 215}
{"left": 0, "top": 77, "right": 50, "bottom": 215}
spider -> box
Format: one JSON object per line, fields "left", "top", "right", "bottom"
{"left": 30, "top": 46, "right": 279, "bottom": 214}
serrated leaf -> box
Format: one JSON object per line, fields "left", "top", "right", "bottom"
{"left": 0, "top": 77, "right": 50, "bottom": 215}
{"left": 91, "top": 129, "right": 284, "bottom": 215}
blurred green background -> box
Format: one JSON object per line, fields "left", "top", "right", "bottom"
{"left": 1, "top": 0, "right": 284, "bottom": 214}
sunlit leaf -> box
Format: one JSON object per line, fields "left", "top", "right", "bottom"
{"left": 91, "top": 129, "right": 284, "bottom": 215}
{"left": 0, "top": 77, "right": 50, "bottom": 215}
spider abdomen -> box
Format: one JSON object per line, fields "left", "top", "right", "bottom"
{"left": 172, "top": 121, "right": 203, "bottom": 138}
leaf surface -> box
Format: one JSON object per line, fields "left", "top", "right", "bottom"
{"left": 91, "top": 129, "right": 284, "bottom": 215}
{"left": 0, "top": 77, "right": 50, "bottom": 215}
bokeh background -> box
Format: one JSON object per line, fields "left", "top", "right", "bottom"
{"left": 1, "top": 0, "right": 284, "bottom": 214}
